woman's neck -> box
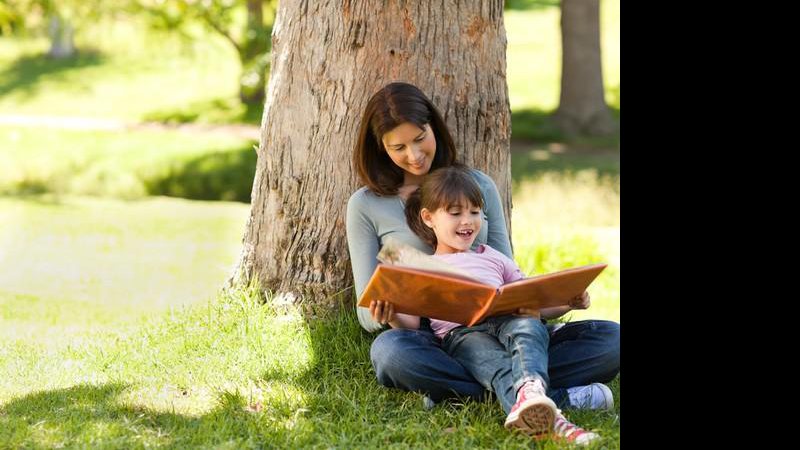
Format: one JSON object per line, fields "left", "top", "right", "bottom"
{"left": 403, "top": 171, "right": 424, "bottom": 187}
{"left": 397, "top": 184, "right": 418, "bottom": 200}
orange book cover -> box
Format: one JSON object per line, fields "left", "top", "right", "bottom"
{"left": 358, "top": 263, "right": 608, "bottom": 326}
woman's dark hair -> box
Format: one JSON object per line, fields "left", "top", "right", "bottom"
{"left": 354, "top": 82, "right": 456, "bottom": 196}
{"left": 405, "top": 165, "right": 484, "bottom": 250}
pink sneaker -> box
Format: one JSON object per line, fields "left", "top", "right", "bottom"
{"left": 551, "top": 412, "right": 600, "bottom": 445}
{"left": 504, "top": 379, "right": 557, "bottom": 436}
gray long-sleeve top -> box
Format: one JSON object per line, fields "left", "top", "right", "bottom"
{"left": 346, "top": 168, "right": 513, "bottom": 332}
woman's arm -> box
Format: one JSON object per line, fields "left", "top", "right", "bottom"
{"left": 474, "top": 170, "right": 513, "bottom": 259}
{"left": 346, "top": 190, "right": 384, "bottom": 332}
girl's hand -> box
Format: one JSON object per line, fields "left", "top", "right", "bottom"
{"left": 569, "top": 291, "right": 591, "bottom": 310}
{"left": 369, "top": 300, "right": 396, "bottom": 325}
{"left": 516, "top": 308, "right": 541, "bottom": 319}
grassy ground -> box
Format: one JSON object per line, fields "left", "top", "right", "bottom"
{"left": 0, "top": 126, "right": 257, "bottom": 201}
{"left": 1, "top": 3, "right": 620, "bottom": 447}
{"left": 1, "top": 281, "right": 619, "bottom": 448}
{"left": 0, "top": 158, "right": 619, "bottom": 447}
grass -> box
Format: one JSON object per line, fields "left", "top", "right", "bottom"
{"left": 0, "top": 162, "right": 619, "bottom": 447}
{"left": 0, "top": 20, "right": 241, "bottom": 121}
{"left": 2, "top": 282, "right": 619, "bottom": 448}
{"left": 1, "top": 3, "right": 620, "bottom": 446}
{"left": 0, "top": 195, "right": 250, "bottom": 343}
{"left": 0, "top": 126, "right": 257, "bottom": 201}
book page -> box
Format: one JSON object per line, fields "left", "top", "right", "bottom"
{"left": 487, "top": 263, "right": 608, "bottom": 317}
{"left": 376, "top": 237, "right": 480, "bottom": 282}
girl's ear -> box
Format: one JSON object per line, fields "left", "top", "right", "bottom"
{"left": 420, "top": 208, "right": 434, "bottom": 228}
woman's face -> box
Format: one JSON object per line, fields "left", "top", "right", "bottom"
{"left": 381, "top": 122, "right": 437, "bottom": 181}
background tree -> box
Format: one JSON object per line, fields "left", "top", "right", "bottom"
{"left": 133, "top": 0, "right": 277, "bottom": 106}
{"left": 0, "top": 0, "right": 112, "bottom": 58}
{"left": 233, "top": 0, "right": 513, "bottom": 310}
{"left": 553, "top": 0, "right": 615, "bottom": 135}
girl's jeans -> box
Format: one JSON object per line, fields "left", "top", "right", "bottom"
{"left": 442, "top": 315, "right": 550, "bottom": 414}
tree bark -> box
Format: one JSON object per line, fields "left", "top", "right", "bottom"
{"left": 233, "top": 0, "right": 512, "bottom": 311}
{"left": 554, "top": 0, "right": 615, "bottom": 136}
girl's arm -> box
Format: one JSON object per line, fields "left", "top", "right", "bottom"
{"left": 539, "top": 291, "right": 592, "bottom": 319}
{"left": 370, "top": 300, "right": 420, "bottom": 329}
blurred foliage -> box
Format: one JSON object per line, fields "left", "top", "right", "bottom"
{"left": 1, "top": 0, "right": 276, "bottom": 104}
{"left": 0, "top": 1, "right": 126, "bottom": 57}
{"left": 131, "top": 0, "right": 277, "bottom": 105}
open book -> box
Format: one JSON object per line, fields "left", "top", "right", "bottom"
{"left": 357, "top": 239, "right": 607, "bottom": 326}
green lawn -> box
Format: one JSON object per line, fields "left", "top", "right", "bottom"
{"left": 1, "top": 167, "right": 619, "bottom": 447}
{"left": 0, "top": 126, "right": 257, "bottom": 201}
{"left": 1, "top": 2, "right": 620, "bottom": 447}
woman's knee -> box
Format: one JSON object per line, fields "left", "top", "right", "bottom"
{"left": 370, "top": 328, "right": 423, "bottom": 385}
{"left": 592, "top": 320, "right": 620, "bottom": 381}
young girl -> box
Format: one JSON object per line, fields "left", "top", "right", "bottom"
{"left": 398, "top": 165, "right": 600, "bottom": 444}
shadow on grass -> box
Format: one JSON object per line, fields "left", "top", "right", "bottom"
{"left": 143, "top": 145, "right": 257, "bottom": 203}
{"left": 0, "top": 50, "right": 105, "bottom": 98}
{"left": 511, "top": 106, "right": 621, "bottom": 147}
{"left": 0, "top": 297, "right": 619, "bottom": 447}
{"left": 0, "top": 382, "right": 317, "bottom": 447}
{"left": 510, "top": 106, "right": 620, "bottom": 186}
{"left": 510, "top": 143, "right": 620, "bottom": 186}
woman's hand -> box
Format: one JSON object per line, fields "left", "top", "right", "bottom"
{"left": 569, "top": 291, "right": 591, "bottom": 310}
{"left": 369, "top": 300, "right": 396, "bottom": 325}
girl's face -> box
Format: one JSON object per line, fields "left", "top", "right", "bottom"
{"left": 421, "top": 200, "right": 482, "bottom": 254}
{"left": 381, "top": 122, "right": 436, "bottom": 183}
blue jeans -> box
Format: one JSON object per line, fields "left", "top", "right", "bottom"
{"left": 442, "top": 315, "right": 550, "bottom": 414}
{"left": 370, "top": 319, "right": 620, "bottom": 409}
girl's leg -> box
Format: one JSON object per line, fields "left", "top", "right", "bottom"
{"left": 441, "top": 325, "right": 518, "bottom": 414}
{"left": 370, "top": 327, "right": 487, "bottom": 403}
{"left": 493, "top": 315, "right": 551, "bottom": 393}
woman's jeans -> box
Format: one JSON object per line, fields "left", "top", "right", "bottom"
{"left": 442, "top": 315, "right": 550, "bottom": 414}
{"left": 370, "top": 319, "right": 620, "bottom": 410}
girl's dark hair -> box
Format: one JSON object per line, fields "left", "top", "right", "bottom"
{"left": 354, "top": 82, "right": 456, "bottom": 196}
{"left": 405, "top": 165, "right": 484, "bottom": 250}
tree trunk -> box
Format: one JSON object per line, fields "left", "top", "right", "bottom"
{"left": 47, "top": 14, "right": 76, "bottom": 59}
{"left": 554, "top": 0, "right": 615, "bottom": 136}
{"left": 233, "top": 0, "right": 512, "bottom": 311}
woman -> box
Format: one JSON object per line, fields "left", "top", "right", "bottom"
{"left": 346, "top": 82, "right": 619, "bottom": 413}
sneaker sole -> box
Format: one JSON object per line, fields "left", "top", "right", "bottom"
{"left": 504, "top": 400, "right": 557, "bottom": 436}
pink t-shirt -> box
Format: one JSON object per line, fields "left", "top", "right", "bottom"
{"left": 429, "top": 244, "right": 525, "bottom": 339}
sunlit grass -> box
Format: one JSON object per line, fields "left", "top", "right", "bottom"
{"left": 0, "top": 126, "right": 257, "bottom": 200}
{"left": 0, "top": 19, "right": 240, "bottom": 121}
{"left": 512, "top": 167, "right": 620, "bottom": 323}
{"left": 0, "top": 195, "right": 250, "bottom": 346}
{"left": 1, "top": 281, "right": 619, "bottom": 448}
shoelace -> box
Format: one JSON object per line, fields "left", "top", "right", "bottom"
{"left": 553, "top": 411, "right": 594, "bottom": 442}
